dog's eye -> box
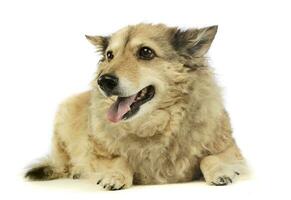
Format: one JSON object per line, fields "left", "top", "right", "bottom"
{"left": 106, "top": 51, "right": 114, "bottom": 61}
{"left": 138, "top": 47, "right": 155, "bottom": 60}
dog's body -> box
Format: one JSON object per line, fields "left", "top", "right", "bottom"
{"left": 25, "top": 24, "right": 246, "bottom": 189}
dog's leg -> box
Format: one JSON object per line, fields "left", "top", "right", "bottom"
{"left": 25, "top": 92, "right": 92, "bottom": 181}
{"left": 200, "top": 143, "right": 247, "bottom": 186}
{"left": 25, "top": 133, "right": 70, "bottom": 181}
{"left": 63, "top": 139, "right": 90, "bottom": 180}
{"left": 89, "top": 156, "right": 133, "bottom": 190}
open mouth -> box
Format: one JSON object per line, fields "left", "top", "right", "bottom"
{"left": 107, "top": 85, "right": 155, "bottom": 123}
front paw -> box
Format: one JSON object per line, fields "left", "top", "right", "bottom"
{"left": 96, "top": 171, "right": 132, "bottom": 190}
{"left": 203, "top": 165, "right": 240, "bottom": 186}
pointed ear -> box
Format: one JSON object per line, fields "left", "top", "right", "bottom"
{"left": 85, "top": 35, "right": 109, "bottom": 53}
{"left": 172, "top": 25, "right": 218, "bottom": 57}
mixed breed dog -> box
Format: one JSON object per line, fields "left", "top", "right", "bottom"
{"left": 25, "top": 23, "right": 247, "bottom": 190}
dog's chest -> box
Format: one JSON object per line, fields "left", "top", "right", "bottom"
{"left": 117, "top": 134, "right": 202, "bottom": 184}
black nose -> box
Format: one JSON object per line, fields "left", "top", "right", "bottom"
{"left": 97, "top": 74, "right": 118, "bottom": 94}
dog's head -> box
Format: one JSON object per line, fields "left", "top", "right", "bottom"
{"left": 86, "top": 24, "right": 217, "bottom": 123}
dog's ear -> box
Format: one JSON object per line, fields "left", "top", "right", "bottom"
{"left": 171, "top": 25, "right": 218, "bottom": 58}
{"left": 85, "top": 35, "right": 109, "bottom": 54}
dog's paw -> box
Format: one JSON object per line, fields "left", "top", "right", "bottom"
{"left": 96, "top": 171, "right": 132, "bottom": 190}
{"left": 72, "top": 173, "right": 81, "bottom": 180}
{"left": 69, "top": 166, "right": 84, "bottom": 180}
{"left": 70, "top": 167, "right": 82, "bottom": 180}
{"left": 204, "top": 165, "right": 240, "bottom": 186}
{"left": 210, "top": 172, "right": 239, "bottom": 186}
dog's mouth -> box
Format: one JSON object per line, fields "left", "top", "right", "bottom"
{"left": 107, "top": 85, "right": 155, "bottom": 123}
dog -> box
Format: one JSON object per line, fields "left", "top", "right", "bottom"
{"left": 25, "top": 23, "right": 247, "bottom": 190}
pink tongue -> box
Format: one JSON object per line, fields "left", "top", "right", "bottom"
{"left": 107, "top": 94, "right": 137, "bottom": 123}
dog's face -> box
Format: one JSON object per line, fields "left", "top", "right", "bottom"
{"left": 86, "top": 24, "right": 217, "bottom": 123}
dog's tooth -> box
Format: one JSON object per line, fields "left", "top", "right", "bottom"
{"left": 141, "top": 89, "right": 146, "bottom": 96}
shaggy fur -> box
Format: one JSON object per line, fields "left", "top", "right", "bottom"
{"left": 25, "top": 23, "right": 247, "bottom": 190}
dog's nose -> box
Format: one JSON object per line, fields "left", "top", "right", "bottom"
{"left": 97, "top": 74, "right": 119, "bottom": 94}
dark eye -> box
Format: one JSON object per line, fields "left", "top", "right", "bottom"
{"left": 106, "top": 51, "right": 114, "bottom": 61}
{"left": 138, "top": 47, "right": 155, "bottom": 60}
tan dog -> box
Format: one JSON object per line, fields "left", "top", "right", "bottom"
{"left": 25, "top": 23, "right": 247, "bottom": 190}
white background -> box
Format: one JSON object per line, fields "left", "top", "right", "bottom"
{"left": 0, "top": 0, "right": 290, "bottom": 199}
